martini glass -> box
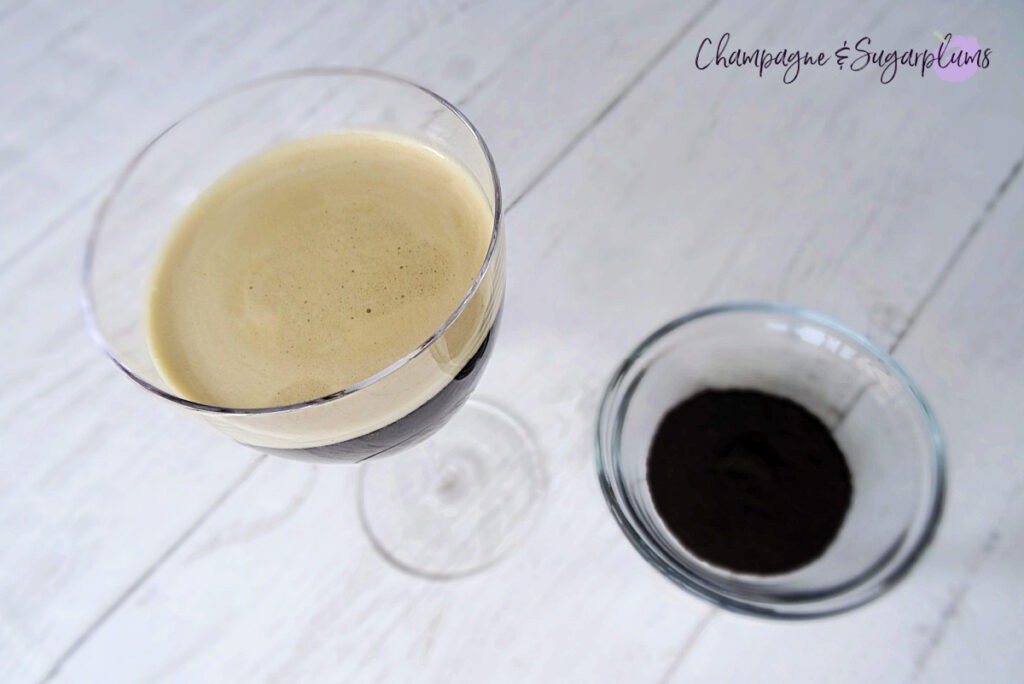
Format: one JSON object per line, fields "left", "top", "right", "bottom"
{"left": 84, "top": 68, "right": 546, "bottom": 579}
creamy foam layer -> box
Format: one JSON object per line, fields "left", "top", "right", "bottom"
{"left": 147, "top": 132, "right": 494, "bottom": 413}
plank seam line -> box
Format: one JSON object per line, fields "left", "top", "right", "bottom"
{"left": 890, "top": 152, "right": 1024, "bottom": 353}
{"left": 656, "top": 607, "right": 718, "bottom": 684}
{"left": 0, "top": 189, "right": 97, "bottom": 277}
{"left": 903, "top": 480, "right": 1023, "bottom": 684}
{"left": 507, "top": 0, "right": 723, "bottom": 212}
{"left": 39, "top": 456, "right": 267, "bottom": 683}
{"left": 455, "top": 0, "right": 577, "bottom": 111}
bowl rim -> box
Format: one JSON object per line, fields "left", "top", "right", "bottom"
{"left": 595, "top": 301, "right": 946, "bottom": 619}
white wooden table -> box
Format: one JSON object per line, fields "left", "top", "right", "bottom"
{"left": 2, "top": 1, "right": 1023, "bottom": 682}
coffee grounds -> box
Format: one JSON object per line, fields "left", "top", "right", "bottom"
{"left": 647, "top": 389, "right": 852, "bottom": 574}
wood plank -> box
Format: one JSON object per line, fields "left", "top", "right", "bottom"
{"left": 1, "top": 1, "right": 713, "bottom": 682}
{"left": 41, "top": 0, "right": 1024, "bottom": 682}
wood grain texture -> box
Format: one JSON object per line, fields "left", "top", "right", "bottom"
{"left": 2, "top": 0, "right": 1022, "bottom": 682}
{"left": 0, "top": 0, "right": 535, "bottom": 270}
{"left": 899, "top": 180, "right": 1024, "bottom": 684}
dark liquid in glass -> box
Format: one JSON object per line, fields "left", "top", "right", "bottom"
{"left": 252, "top": 321, "right": 498, "bottom": 463}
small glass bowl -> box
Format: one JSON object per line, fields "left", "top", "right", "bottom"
{"left": 596, "top": 302, "right": 945, "bottom": 619}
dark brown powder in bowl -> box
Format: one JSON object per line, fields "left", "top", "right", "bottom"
{"left": 647, "top": 389, "right": 853, "bottom": 575}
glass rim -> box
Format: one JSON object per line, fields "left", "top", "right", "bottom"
{"left": 82, "top": 67, "right": 503, "bottom": 415}
{"left": 595, "top": 301, "right": 946, "bottom": 619}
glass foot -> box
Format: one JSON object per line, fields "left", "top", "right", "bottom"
{"left": 358, "top": 397, "right": 547, "bottom": 579}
